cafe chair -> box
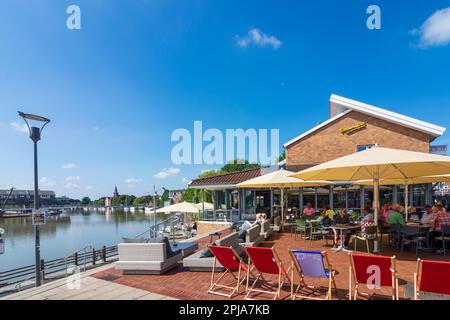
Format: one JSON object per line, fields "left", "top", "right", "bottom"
{"left": 353, "top": 223, "right": 380, "bottom": 254}
{"left": 434, "top": 226, "right": 450, "bottom": 256}
{"left": 414, "top": 259, "right": 450, "bottom": 300}
{"left": 348, "top": 253, "right": 399, "bottom": 300}
{"left": 288, "top": 249, "right": 337, "bottom": 300}
{"left": 244, "top": 246, "right": 291, "bottom": 300}
{"left": 207, "top": 245, "right": 255, "bottom": 299}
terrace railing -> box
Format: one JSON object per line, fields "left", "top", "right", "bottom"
{"left": 0, "top": 244, "right": 118, "bottom": 295}
{"left": 199, "top": 209, "right": 240, "bottom": 223}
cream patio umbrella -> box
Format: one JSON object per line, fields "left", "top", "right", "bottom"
{"left": 291, "top": 147, "right": 450, "bottom": 246}
{"left": 353, "top": 174, "right": 450, "bottom": 221}
{"left": 236, "top": 169, "right": 332, "bottom": 222}
{"left": 156, "top": 201, "right": 202, "bottom": 214}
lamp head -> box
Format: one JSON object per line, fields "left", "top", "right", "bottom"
{"left": 18, "top": 111, "right": 50, "bottom": 143}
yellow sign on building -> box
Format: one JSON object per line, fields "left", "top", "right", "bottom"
{"left": 340, "top": 122, "right": 367, "bottom": 135}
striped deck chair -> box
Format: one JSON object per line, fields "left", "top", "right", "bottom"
{"left": 348, "top": 253, "right": 398, "bottom": 300}
{"left": 244, "top": 247, "right": 291, "bottom": 300}
{"left": 289, "top": 250, "right": 337, "bottom": 300}
{"left": 207, "top": 245, "right": 254, "bottom": 298}
{"left": 414, "top": 259, "right": 450, "bottom": 300}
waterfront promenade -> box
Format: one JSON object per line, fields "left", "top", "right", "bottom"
{"left": 1, "top": 263, "right": 176, "bottom": 300}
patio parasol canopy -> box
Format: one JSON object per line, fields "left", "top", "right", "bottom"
{"left": 291, "top": 147, "right": 450, "bottom": 251}
{"left": 156, "top": 201, "right": 203, "bottom": 214}
{"left": 291, "top": 147, "right": 450, "bottom": 181}
{"left": 352, "top": 174, "right": 450, "bottom": 186}
{"left": 236, "top": 169, "right": 332, "bottom": 223}
{"left": 236, "top": 169, "right": 332, "bottom": 189}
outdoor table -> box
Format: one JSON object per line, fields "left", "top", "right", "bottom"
{"left": 405, "top": 223, "right": 432, "bottom": 251}
{"left": 208, "top": 232, "right": 222, "bottom": 243}
{"left": 170, "top": 241, "right": 198, "bottom": 257}
{"left": 330, "top": 224, "right": 361, "bottom": 252}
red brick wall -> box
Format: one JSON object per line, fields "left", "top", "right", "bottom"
{"left": 286, "top": 111, "right": 430, "bottom": 171}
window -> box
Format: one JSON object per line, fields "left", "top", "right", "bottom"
{"left": 357, "top": 144, "right": 375, "bottom": 152}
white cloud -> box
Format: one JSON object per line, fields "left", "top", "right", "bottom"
{"left": 39, "top": 177, "right": 56, "bottom": 187}
{"left": 85, "top": 186, "right": 93, "bottom": 190}
{"left": 411, "top": 7, "right": 450, "bottom": 48}
{"left": 10, "top": 121, "right": 29, "bottom": 133}
{"left": 65, "top": 175, "right": 81, "bottom": 182}
{"left": 236, "top": 28, "right": 282, "bottom": 50}
{"left": 154, "top": 168, "right": 180, "bottom": 179}
{"left": 64, "top": 182, "right": 80, "bottom": 189}
{"left": 61, "top": 163, "right": 78, "bottom": 169}
{"left": 124, "top": 178, "right": 142, "bottom": 187}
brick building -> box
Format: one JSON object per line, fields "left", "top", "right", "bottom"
{"left": 190, "top": 94, "right": 447, "bottom": 222}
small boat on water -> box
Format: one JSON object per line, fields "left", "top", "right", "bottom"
{"left": 45, "top": 209, "right": 62, "bottom": 216}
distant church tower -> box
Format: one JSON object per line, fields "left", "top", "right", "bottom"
{"left": 113, "top": 186, "right": 119, "bottom": 198}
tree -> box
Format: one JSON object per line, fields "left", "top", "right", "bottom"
{"left": 81, "top": 197, "right": 91, "bottom": 205}
{"left": 181, "top": 188, "right": 212, "bottom": 204}
{"left": 221, "top": 160, "right": 260, "bottom": 173}
{"left": 277, "top": 150, "right": 286, "bottom": 163}
{"left": 133, "top": 195, "right": 151, "bottom": 206}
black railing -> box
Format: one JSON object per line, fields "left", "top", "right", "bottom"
{"left": 0, "top": 245, "right": 118, "bottom": 292}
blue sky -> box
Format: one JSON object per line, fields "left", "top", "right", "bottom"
{"left": 1, "top": 0, "right": 450, "bottom": 199}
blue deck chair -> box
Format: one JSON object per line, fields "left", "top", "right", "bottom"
{"left": 288, "top": 249, "right": 337, "bottom": 300}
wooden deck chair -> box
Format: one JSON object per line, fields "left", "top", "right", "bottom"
{"left": 348, "top": 253, "right": 398, "bottom": 300}
{"left": 289, "top": 249, "right": 337, "bottom": 300}
{"left": 414, "top": 259, "right": 450, "bottom": 300}
{"left": 207, "top": 245, "right": 254, "bottom": 298}
{"left": 244, "top": 246, "right": 291, "bottom": 300}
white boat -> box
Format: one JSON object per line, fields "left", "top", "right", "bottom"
{"left": 145, "top": 207, "right": 153, "bottom": 214}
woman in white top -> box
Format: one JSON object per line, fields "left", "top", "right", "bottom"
{"left": 421, "top": 205, "right": 434, "bottom": 224}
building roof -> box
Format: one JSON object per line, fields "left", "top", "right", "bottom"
{"left": 0, "top": 190, "right": 55, "bottom": 196}
{"left": 189, "top": 167, "right": 266, "bottom": 189}
{"left": 284, "top": 94, "right": 446, "bottom": 148}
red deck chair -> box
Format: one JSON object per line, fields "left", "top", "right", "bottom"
{"left": 207, "top": 245, "right": 254, "bottom": 298}
{"left": 414, "top": 259, "right": 450, "bottom": 300}
{"left": 348, "top": 253, "right": 398, "bottom": 300}
{"left": 244, "top": 247, "right": 291, "bottom": 300}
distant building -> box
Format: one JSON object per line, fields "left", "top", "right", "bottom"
{"left": 113, "top": 186, "right": 119, "bottom": 198}
{"left": 0, "top": 189, "right": 79, "bottom": 207}
{"left": 168, "top": 189, "right": 185, "bottom": 204}
{"left": 105, "top": 197, "right": 112, "bottom": 207}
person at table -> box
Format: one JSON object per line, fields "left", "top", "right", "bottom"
{"left": 321, "top": 205, "right": 335, "bottom": 227}
{"left": 381, "top": 203, "right": 391, "bottom": 222}
{"left": 362, "top": 206, "right": 374, "bottom": 222}
{"left": 429, "top": 203, "right": 450, "bottom": 252}
{"left": 332, "top": 207, "right": 352, "bottom": 248}
{"left": 421, "top": 204, "right": 434, "bottom": 224}
{"left": 303, "top": 202, "right": 316, "bottom": 218}
{"left": 387, "top": 204, "right": 405, "bottom": 225}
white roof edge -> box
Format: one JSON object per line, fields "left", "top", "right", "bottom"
{"left": 284, "top": 109, "right": 352, "bottom": 148}
{"left": 330, "top": 94, "right": 446, "bottom": 138}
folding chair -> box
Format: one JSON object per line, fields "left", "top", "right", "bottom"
{"left": 348, "top": 253, "right": 398, "bottom": 300}
{"left": 289, "top": 250, "right": 337, "bottom": 300}
{"left": 207, "top": 245, "right": 254, "bottom": 298}
{"left": 414, "top": 259, "right": 450, "bottom": 300}
{"left": 244, "top": 246, "right": 291, "bottom": 300}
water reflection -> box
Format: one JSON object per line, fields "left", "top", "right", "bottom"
{"left": 0, "top": 209, "right": 165, "bottom": 272}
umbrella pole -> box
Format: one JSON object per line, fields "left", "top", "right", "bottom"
{"left": 281, "top": 188, "right": 284, "bottom": 223}
{"left": 405, "top": 184, "right": 409, "bottom": 222}
{"left": 373, "top": 174, "right": 380, "bottom": 253}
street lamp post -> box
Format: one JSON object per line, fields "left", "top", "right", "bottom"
{"left": 18, "top": 111, "right": 50, "bottom": 287}
{"left": 152, "top": 188, "right": 158, "bottom": 238}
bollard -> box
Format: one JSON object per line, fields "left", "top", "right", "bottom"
{"left": 40, "top": 259, "right": 45, "bottom": 281}
{"left": 92, "top": 248, "right": 96, "bottom": 265}
{"left": 102, "top": 246, "right": 106, "bottom": 262}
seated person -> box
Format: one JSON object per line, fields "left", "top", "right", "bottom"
{"left": 320, "top": 204, "right": 335, "bottom": 227}
{"left": 380, "top": 203, "right": 392, "bottom": 222}
{"left": 303, "top": 202, "right": 316, "bottom": 218}
{"left": 387, "top": 204, "right": 406, "bottom": 225}
{"left": 421, "top": 205, "right": 434, "bottom": 224}
{"left": 362, "top": 206, "right": 374, "bottom": 222}
{"left": 332, "top": 207, "right": 353, "bottom": 249}
{"left": 429, "top": 203, "right": 450, "bottom": 252}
